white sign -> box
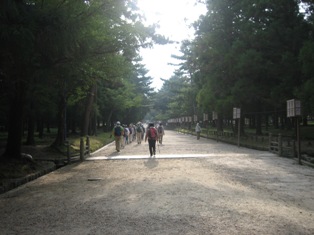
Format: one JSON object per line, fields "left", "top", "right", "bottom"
{"left": 287, "top": 99, "right": 301, "bottom": 117}
{"left": 233, "top": 108, "right": 241, "bottom": 119}
{"left": 203, "top": 113, "right": 208, "bottom": 121}
{"left": 212, "top": 111, "right": 218, "bottom": 120}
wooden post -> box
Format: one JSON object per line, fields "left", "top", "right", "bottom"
{"left": 296, "top": 117, "right": 301, "bottom": 164}
{"left": 66, "top": 141, "right": 70, "bottom": 164}
{"left": 86, "top": 136, "right": 90, "bottom": 156}
{"left": 237, "top": 119, "right": 240, "bottom": 147}
{"left": 80, "top": 137, "right": 84, "bottom": 161}
{"left": 293, "top": 140, "right": 296, "bottom": 158}
{"left": 278, "top": 134, "right": 282, "bottom": 156}
{"left": 269, "top": 133, "right": 272, "bottom": 151}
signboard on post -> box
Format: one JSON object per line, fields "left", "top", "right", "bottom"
{"left": 287, "top": 99, "right": 302, "bottom": 164}
{"left": 287, "top": 99, "right": 301, "bottom": 117}
{"left": 233, "top": 108, "right": 241, "bottom": 147}
{"left": 233, "top": 108, "right": 241, "bottom": 119}
{"left": 203, "top": 113, "right": 208, "bottom": 122}
{"left": 212, "top": 111, "right": 218, "bottom": 120}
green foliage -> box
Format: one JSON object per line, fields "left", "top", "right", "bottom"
{"left": 0, "top": 0, "right": 163, "bottom": 158}
{"left": 152, "top": 0, "right": 314, "bottom": 136}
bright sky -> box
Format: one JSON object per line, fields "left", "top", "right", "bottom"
{"left": 137, "top": 0, "right": 207, "bottom": 90}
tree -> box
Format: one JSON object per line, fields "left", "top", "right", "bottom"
{"left": 0, "top": 0, "right": 40, "bottom": 159}
{"left": 0, "top": 0, "right": 163, "bottom": 160}
{"left": 182, "top": 0, "right": 310, "bottom": 134}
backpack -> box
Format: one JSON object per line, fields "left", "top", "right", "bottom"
{"left": 137, "top": 125, "right": 142, "bottom": 132}
{"left": 124, "top": 128, "right": 129, "bottom": 137}
{"left": 114, "top": 126, "right": 122, "bottom": 136}
{"left": 148, "top": 127, "right": 157, "bottom": 139}
{"left": 158, "top": 126, "right": 163, "bottom": 134}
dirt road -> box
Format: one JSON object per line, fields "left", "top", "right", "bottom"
{"left": 0, "top": 130, "right": 313, "bottom": 234}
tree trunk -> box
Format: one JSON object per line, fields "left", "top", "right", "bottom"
{"left": 37, "top": 119, "right": 44, "bottom": 139}
{"left": 26, "top": 101, "right": 35, "bottom": 145}
{"left": 250, "top": 115, "right": 256, "bottom": 129}
{"left": 265, "top": 114, "right": 269, "bottom": 131}
{"left": 70, "top": 117, "right": 78, "bottom": 134}
{"left": 273, "top": 112, "right": 279, "bottom": 129}
{"left": 255, "top": 102, "right": 262, "bottom": 135}
{"left": 255, "top": 113, "right": 262, "bottom": 135}
{"left": 240, "top": 116, "right": 245, "bottom": 135}
{"left": 46, "top": 121, "right": 51, "bottom": 133}
{"left": 216, "top": 116, "right": 223, "bottom": 132}
{"left": 25, "top": 116, "right": 35, "bottom": 145}
{"left": 82, "top": 83, "right": 96, "bottom": 136}
{"left": 302, "top": 116, "right": 307, "bottom": 126}
{"left": 2, "top": 82, "right": 26, "bottom": 160}
{"left": 106, "top": 110, "right": 113, "bottom": 131}
{"left": 52, "top": 94, "right": 66, "bottom": 147}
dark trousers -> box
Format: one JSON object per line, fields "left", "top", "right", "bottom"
{"left": 148, "top": 139, "right": 156, "bottom": 156}
{"left": 196, "top": 131, "right": 201, "bottom": 140}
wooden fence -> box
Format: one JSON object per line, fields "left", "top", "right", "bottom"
{"left": 64, "top": 136, "right": 90, "bottom": 164}
{"left": 268, "top": 133, "right": 296, "bottom": 158}
{"left": 176, "top": 128, "right": 298, "bottom": 157}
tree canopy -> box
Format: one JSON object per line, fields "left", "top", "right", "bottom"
{"left": 152, "top": 0, "right": 314, "bottom": 134}
{"left": 0, "top": 0, "right": 165, "bottom": 160}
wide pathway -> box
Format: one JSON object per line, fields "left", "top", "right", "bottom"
{"left": 89, "top": 130, "right": 271, "bottom": 159}
{"left": 0, "top": 130, "right": 313, "bottom": 234}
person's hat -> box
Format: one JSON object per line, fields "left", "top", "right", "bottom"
{"left": 116, "top": 121, "right": 120, "bottom": 125}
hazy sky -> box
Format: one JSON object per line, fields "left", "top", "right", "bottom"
{"left": 137, "top": 0, "right": 207, "bottom": 90}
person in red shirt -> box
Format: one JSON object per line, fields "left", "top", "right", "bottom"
{"left": 145, "top": 123, "right": 158, "bottom": 157}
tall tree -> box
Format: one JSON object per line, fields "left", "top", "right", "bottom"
{"left": 0, "top": 0, "right": 163, "bottom": 159}
{"left": 0, "top": 0, "right": 39, "bottom": 159}
{"left": 183, "top": 0, "right": 309, "bottom": 133}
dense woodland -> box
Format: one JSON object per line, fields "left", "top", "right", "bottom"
{"left": 1, "top": 0, "right": 314, "bottom": 161}
{"left": 0, "top": 0, "right": 167, "bottom": 160}
{"left": 154, "top": 0, "right": 314, "bottom": 134}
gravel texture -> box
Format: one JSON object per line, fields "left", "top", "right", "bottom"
{"left": 0, "top": 130, "right": 313, "bottom": 235}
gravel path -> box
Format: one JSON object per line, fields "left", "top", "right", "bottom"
{"left": 0, "top": 130, "right": 313, "bottom": 234}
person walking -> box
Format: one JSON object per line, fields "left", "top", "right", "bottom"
{"left": 157, "top": 122, "right": 165, "bottom": 144}
{"left": 112, "top": 121, "right": 124, "bottom": 152}
{"left": 145, "top": 123, "right": 158, "bottom": 157}
{"left": 123, "top": 125, "right": 129, "bottom": 145}
{"left": 136, "top": 122, "right": 143, "bottom": 144}
{"left": 195, "top": 122, "right": 201, "bottom": 140}
{"left": 128, "top": 124, "right": 133, "bottom": 143}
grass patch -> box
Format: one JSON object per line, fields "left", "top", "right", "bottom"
{"left": 66, "top": 131, "right": 113, "bottom": 154}
{"left": 0, "top": 160, "right": 39, "bottom": 181}
{"left": 0, "top": 129, "right": 113, "bottom": 187}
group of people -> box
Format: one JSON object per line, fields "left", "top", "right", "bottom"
{"left": 112, "top": 121, "right": 165, "bottom": 157}
{"left": 121, "top": 123, "right": 145, "bottom": 146}
{"left": 112, "top": 121, "right": 202, "bottom": 156}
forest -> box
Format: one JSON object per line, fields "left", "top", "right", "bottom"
{"left": 154, "top": 0, "right": 314, "bottom": 135}
{"left": 1, "top": 0, "right": 314, "bottom": 162}
{"left": 0, "top": 0, "right": 167, "bottom": 161}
